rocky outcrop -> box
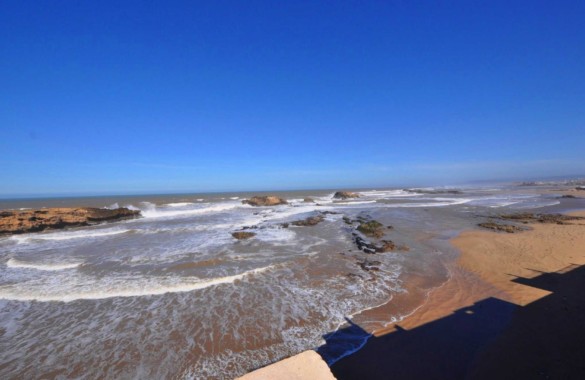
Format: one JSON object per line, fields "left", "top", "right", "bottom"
{"left": 357, "top": 259, "right": 381, "bottom": 272}
{"left": 357, "top": 220, "right": 385, "bottom": 238}
{"left": 242, "top": 196, "right": 288, "bottom": 206}
{"left": 352, "top": 233, "right": 377, "bottom": 254}
{"left": 0, "top": 207, "right": 140, "bottom": 235}
{"left": 303, "top": 197, "right": 315, "bottom": 203}
{"left": 478, "top": 222, "right": 525, "bottom": 233}
{"left": 333, "top": 191, "right": 360, "bottom": 200}
{"left": 232, "top": 231, "right": 256, "bottom": 240}
{"left": 375, "top": 240, "right": 409, "bottom": 253}
{"left": 291, "top": 214, "right": 325, "bottom": 227}
{"left": 477, "top": 213, "right": 585, "bottom": 233}
{"left": 498, "top": 213, "right": 585, "bottom": 225}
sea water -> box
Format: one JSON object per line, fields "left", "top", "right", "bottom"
{"left": 0, "top": 185, "right": 578, "bottom": 378}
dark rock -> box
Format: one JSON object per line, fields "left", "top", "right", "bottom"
{"left": 242, "top": 196, "right": 288, "bottom": 206}
{"left": 357, "top": 259, "right": 381, "bottom": 272}
{"left": 498, "top": 213, "right": 585, "bottom": 225}
{"left": 561, "top": 195, "right": 577, "bottom": 199}
{"left": 353, "top": 233, "right": 378, "bottom": 254}
{"left": 231, "top": 231, "right": 256, "bottom": 240}
{"left": 478, "top": 222, "right": 525, "bottom": 233}
{"left": 290, "top": 214, "right": 325, "bottom": 227}
{"left": 303, "top": 197, "right": 315, "bottom": 203}
{"left": 333, "top": 191, "right": 360, "bottom": 200}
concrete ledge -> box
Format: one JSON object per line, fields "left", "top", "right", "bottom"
{"left": 236, "top": 350, "right": 336, "bottom": 380}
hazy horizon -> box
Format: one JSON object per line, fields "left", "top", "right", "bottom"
{"left": 1, "top": 172, "right": 584, "bottom": 200}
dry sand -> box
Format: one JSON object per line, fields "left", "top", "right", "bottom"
{"left": 385, "top": 210, "right": 585, "bottom": 333}
{"left": 331, "top": 210, "right": 585, "bottom": 379}
{"left": 236, "top": 351, "right": 335, "bottom": 380}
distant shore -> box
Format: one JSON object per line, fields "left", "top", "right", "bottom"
{"left": 331, "top": 208, "right": 585, "bottom": 379}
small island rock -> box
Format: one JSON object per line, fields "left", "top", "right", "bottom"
{"left": 242, "top": 196, "right": 288, "bottom": 206}
{"left": 0, "top": 207, "right": 140, "bottom": 235}
{"left": 232, "top": 231, "right": 256, "bottom": 240}
{"left": 333, "top": 191, "right": 360, "bottom": 200}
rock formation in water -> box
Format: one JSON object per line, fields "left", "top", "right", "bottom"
{"left": 0, "top": 207, "right": 141, "bottom": 235}
{"left": 498, "top": 213, "right": 585, "bottom": 225}
{"left": 478, "top": 222, "right": 524, "bottom": 233}
{"left": 290, "top": 214, "right": 325, "bottom": 227}
{"left": 375, "top": 240, "right": 409, "bottom": 253}
{"left": 242, "top": 196, "right": 288, "bottom": 206}
{"left": 231, "top": 231, "right": 256, "bottom": 240}
{"left": 357, "top": 220, "right": 385, "bottom": 238}
{"left": 333, "top": 191, "right": 360, "bottom": 200}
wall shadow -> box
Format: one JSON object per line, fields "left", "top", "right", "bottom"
{"left": 320, "top": 264, "right": 585, "bottom": 380}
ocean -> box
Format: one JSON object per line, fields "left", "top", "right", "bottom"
{"left": 0, "top": 185, "right": 576, "bottom": 378}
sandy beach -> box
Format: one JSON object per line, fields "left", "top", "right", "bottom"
{"left": 331, "top": 210, "right": 585, "bottom": 379}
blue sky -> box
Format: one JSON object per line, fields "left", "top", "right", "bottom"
{"left": 1, "top": 1, "right": 584, "bottom": 196}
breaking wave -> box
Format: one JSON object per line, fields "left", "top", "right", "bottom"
{"left": 0, "top": 265, "right": 274, "bottom": 302}
{"left": 6, "top": 258, "right": 82, "bottom": 271}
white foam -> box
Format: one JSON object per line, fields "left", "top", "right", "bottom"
{"left": 334, "top": 200, "right": 378, "bottom": 205}
{"left": 358, "top": 189, "right": 414, "bottom": 198}
{"left": 6, "top": 258, "right": 81, "bottom": 271}
{"left": 0, "top": 265, "right": 274, "bottom": 302}
{"left": 165, "top": 202, "right": 195, "bottom": 207}
{"left": 386, "top": 198, "right": 472, "bottom": 208}
{"left": 134, "top": 201, "right": 240, "bottom": 219}
{"left": 254, "top": 227, "right": 297, "bottom": 244}
{"left": 11, "top": 229, "right": 130, "bottom": 242}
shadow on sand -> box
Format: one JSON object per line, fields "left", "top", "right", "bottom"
{"left": 319, "top": 264, "right": 585, "bottom": 379}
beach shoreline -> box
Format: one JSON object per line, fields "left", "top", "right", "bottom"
{"left": 330, "top": 208, "right": 585, "bottom": 379}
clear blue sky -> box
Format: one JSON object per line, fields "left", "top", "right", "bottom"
{"left": 1, "top": 1, "right": 584, "bottom": 196}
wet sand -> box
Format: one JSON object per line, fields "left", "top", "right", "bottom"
{"left": 331, "top": 210, "right": 585, "bottom": 379}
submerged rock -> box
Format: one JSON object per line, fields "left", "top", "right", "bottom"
{"left": 291, "top": 214, "right": 325, "bottom": 227}
{"left": 333, "top": 191, "right": 360, "bottom": 200}
{"left": 352, "top": 233, "right": 377, "bottom": 254}
{"left": 357, "top": 220, "right": 385, "bottom": 238}
{"left": 357, "top": 259, "right": 381, "bottom": 272}
{"left": 242, "top": 196, "right": 288, "bottom": 206}
{"left": 231, "top": 231, "right": 256, "bottom": 240}
{"left": 0, "top": 207, "right": 140, "bottom": 235}
{"left": 374, "top": 240, "right": 410, "bottom": 253}
{"left": 478, "top": 222, "right": 525, "bottom": 233}
{"left": 498, "top": 213, "right": 585, "bottom": 225}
